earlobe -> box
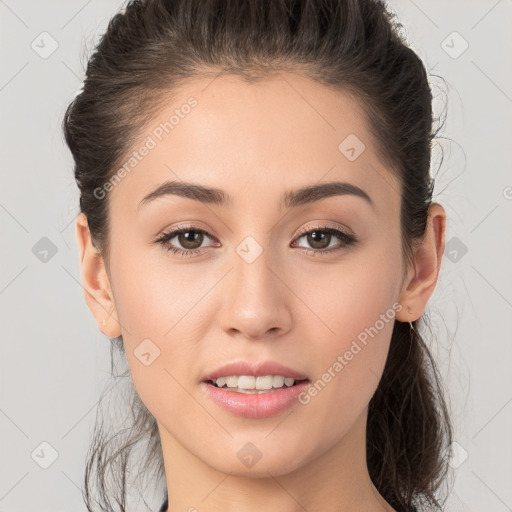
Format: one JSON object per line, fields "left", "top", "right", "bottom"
{"left": 75, "top": 212, "right": 122, "bottom": 338}
{"left": 396, "top": 202, "right": 446, "bottom": 323}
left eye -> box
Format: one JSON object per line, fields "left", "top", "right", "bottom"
{"left": 292, "top": 225, "right": 357, "bottom": 255}
{"left": 154, "top": 224, "right": 357, "bottom": 257}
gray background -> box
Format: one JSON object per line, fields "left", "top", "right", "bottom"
{"left": 1, "top": 0, "right": 511, "bottom": 510}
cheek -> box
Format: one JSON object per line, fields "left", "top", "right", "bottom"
{"left": 298, "top": 247, "right": 401, "bottom": 349}
{"left": 294, "top": 248, "right": 401, "bottom": 425}
{"left": 107, "top": 244, "right": 213, "bottom": 418}
{"left": 109, "top": 239, "right": 201, "bottom": 338}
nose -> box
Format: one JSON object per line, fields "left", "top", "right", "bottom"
{"left": 218, "top": 238, "right": 293, "bottom": 341}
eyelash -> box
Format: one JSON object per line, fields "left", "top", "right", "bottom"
{"left": 154, "top": 223, "right": 357, "bottom": 258}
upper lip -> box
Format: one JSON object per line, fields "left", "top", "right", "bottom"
{"left": 202, "top": 360, "right": 309, "bottom": 382}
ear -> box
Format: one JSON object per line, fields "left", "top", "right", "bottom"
{"left": 395, "top": 202, "right": 446, "bottom": 323}
{"left": 75, "top": 212, "right": 122, "bottom": 338}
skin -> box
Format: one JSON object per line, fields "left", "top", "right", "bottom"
{"left": 76, "top": 72, "right": 446, "bottom": 512}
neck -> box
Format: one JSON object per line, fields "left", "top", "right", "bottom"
{"left": 158, "top": 408, "right": 394, "bottom": 512}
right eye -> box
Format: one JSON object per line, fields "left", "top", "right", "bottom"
{"left": 154, "top": 225, "right": 218, "bottom": 257}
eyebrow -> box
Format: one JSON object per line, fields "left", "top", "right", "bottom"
{"left": 137, "top": 179, "right": 374, "bottom": 211}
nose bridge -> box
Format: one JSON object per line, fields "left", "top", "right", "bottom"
{"left": 232, "top": 230, "right": 281, "bottom": 301}
{"left": 220, "top": 227, "right": 292, "bottom": 338}
{"left": 229, "top": 204, "right": 282, "bottom": 285}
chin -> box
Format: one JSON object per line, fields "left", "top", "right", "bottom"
{"left": 198, "top": 437, "right": 311, "bottom": 477}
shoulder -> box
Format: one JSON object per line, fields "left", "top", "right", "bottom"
{"left": 158, "top": 497, "right": 168, "bottom": 512}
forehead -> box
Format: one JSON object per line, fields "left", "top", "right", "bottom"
{"left": 108, "top": 72, "right": 400, "bottom": 216}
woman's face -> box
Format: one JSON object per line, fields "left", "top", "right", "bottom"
{"left": 87, "top": 72, "right": 416, "bottom": 477}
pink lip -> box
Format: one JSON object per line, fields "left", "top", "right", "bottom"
{"left": 201, "top": 380, "right": 310, "bottom": 418}
{"left": 202, "top": 360, "right": 308, "bottom": 381}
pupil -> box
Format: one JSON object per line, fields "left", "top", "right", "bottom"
{"left": 308, "top": 231, "right": 330, "bottom": 249}
{"left": 180, "top": 231, "right": 202, "bottom": 249}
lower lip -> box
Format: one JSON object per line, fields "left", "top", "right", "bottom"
{"left": 201, "top": 380, "right": 310, "bottom": 418}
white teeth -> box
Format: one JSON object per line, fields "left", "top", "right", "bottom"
{"left": 272, "top": 375, "right": 285, "bottom": 388}
{"left": 238, "top": 376, "right": 255, "bottom": 389}
{"left": 225, "top": 376, "right": 238, "bottom": 387}
{"left": 284, "top": 377, "right": 295, "bottom": 387}
{"left": 213, "top": 375, "right": 301, "bottom": 390}
{"left": 255, "top": 376, "right": 273, "bottom": 390}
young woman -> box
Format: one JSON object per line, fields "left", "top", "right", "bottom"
{"left": 63, "top": 0, "right": 452, "bottom": 510}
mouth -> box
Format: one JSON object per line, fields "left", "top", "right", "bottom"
{"left": 201, "top": 374, "right": 311, "bottom": 418}
{"left": 205, "top": 375, "right": 310, "bottom": 394}
{"left": 200, "top": 360, "right": 311, "bottom": 417}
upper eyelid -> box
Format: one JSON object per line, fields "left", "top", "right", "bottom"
{"left": 158, "top": 223, "right": 351, "bottom": 237}
{"left": 156, "top": 223, "right": 354, "bottom": 245}
{"left": 295, "top": 223, "right": 353, "bottom": 236}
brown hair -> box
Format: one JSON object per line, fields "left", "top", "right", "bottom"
{"left": 62, "top": 0, "right": 453, "bottom": 510}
